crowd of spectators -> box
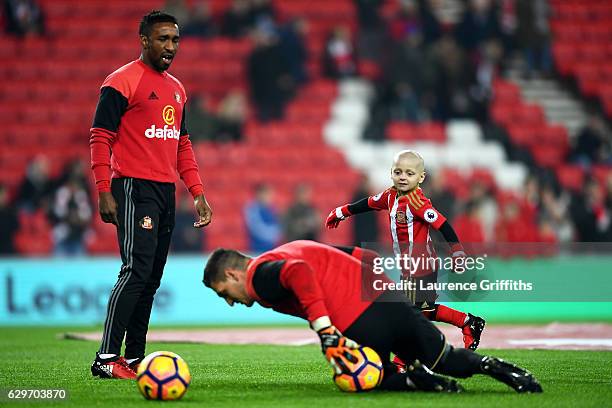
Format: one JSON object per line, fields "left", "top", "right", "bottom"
{"left": 188, "top": 90, "right": 248, "bottom": 143}
{"left": 570, "top": 110, "right": 612, "bottom": 168}
{"left": 3, "top": 0, "right": 45, "bottom": 37}
{"left": 425, "top": 170, "right": 612, "bottom": 245}
{"left": 358, "top": 0, "right": 554, "bottom": 138}
{"left": 0, "top": 156, "right": 93, "bottom": 256}
{"left": 2, "top": 0, "right": 611, "bottom": 256}
{"left": 162, "top": 0, "right": 308, "bottom": 123}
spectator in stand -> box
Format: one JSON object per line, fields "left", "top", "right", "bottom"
{"left": 388, "top": 0, "right": 441, "bottom": 46}
{"left": 278, "top": 17, "right": 309, "bottom": 86}
{"left": 536, "top": 219, "right": 557, "bottom": 246}
{"left": 0, "top": 184, "right": 18, "bottom": 254}
{"left": 15, "top": 155, "right": 53, "bottom": 213}
{"left": 182, "top": 1, "right": 217, "bottom": 38}
{"left": 425, "top": 171, "right": 456, "bottom": 222}
{"left": 427, "top": 34, "right": 475, "bottom": 120}
{"left": 221, "top": 0, "right": 253, "bottom": 38}
{"left": 216, "top": 90, "right": 247, "bottom": 142}
{"left": 244, "top": 183, "right": 281, "bottom": 252}
{"left": 349, "top": 174, "right": 379, "bottom": 247}
{"left": 354, "top": 0, "right": 385, "bottom": 62}
{"left": 569, "top": 179, "right": 610, "bottom": 242}
{"left": 187, "top": 92, "right": 246, "bottom": 142}
{"left": 539, "top": 185, "right": 573, "bottom": 243}
{"left": 470, "top": 39, "right": 503, "bottom": 122}
{"left": 322, "top": 26, "right": 357, "bottom": 79}
{"left": 604, "top": 175, "right": 612, "bottom": 240}
{"left": 384, "top": 26, "right": 428, "bottom": 121}
{"left": 249, "top": 0, "right": 275, "bottom": 25}
{"left": 282, "top": 184, "right": 320, "bottom": 242}
{"left": 452, "top": 201, "right": 485, "bottom": 244}
{"left": 55, "top": 160, "right": 91, "bottom": 197}
{"left": 420, "top": 0, "right": 443, "bottom": 45}
{"left": 495, "top": 200, "right": 537, "bottom": 242}
{"left": 4, "top": 0, "right": 45, "bottom": 37}
{"left": 454, "top": 0, "right": 501, "bottom": 54}
{"left": 388, "top": 0, "right": 422, "bottom": 43}
{"left": 186, "top": 94, "right": 220, "bottom": 143}
{"left": 498, "top": 0, "right": 517, "bottom": 53}
{"left": 521, "top": 174, "right": 540, "bottom": 225}
{"left": 515, "top": 0, "right": 552, "bottom": 78}
{"left": 467, "top": 181, "right": 497, "bottom": 242}
{"left": 172, "top": 194, "right": 205, "bottom": 252}
{"left": 571, "top": 112, "right": 612, "bottom": 167}
{"left": 162, "top": 0, "right": 189, "bottom": 26}
{"left": 247, "top": 25, "right": 294, "bottom": 121}
{"left": 50, "top": 167, "right": 93, "bottom": 256}
{"left": 355, "top": 0, "right": 384, "bottom": 31}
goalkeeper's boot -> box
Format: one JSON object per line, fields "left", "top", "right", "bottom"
{"left": 462, "top": 313, "right": 486, "bottom": 350}
{"left": 481, "top": 356, "right": 543, "bottom": 393}
{"left": 405, "top": 360, "right": 464, "bottom": 393}
{"left": 91, "top": 354, "right": 137, "bottom": 380}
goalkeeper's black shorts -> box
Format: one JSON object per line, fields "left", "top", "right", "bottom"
{"left": 344, "top": 290, "right": 447, "bottom": 370}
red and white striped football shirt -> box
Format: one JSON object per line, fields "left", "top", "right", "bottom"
{"left": 367, "top": 187, "right": 447, "bottom": 276}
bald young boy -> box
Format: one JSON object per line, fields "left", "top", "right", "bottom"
{"left": 326, "top": 150, "right": 485, "bottom": 357}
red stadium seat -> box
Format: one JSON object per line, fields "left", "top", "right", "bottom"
{"left": 470, "top": 168, "right": 496, "bottom": 191}
{"left": 285, "top": 102, "right": 330, "bottom": 122}
{"left": 516, "top": 104, "right": 545, "bottom": 126}
{"left": 490, "top": 102, "right": 515, "bottom": 126}
{"left": 387, "top": 122, "right": 418, "bottom": 142}
{"left": 419, "top": 122, "right": 446, "bottom": 143}
{"left": 540, "top": 125, "right": 569, "bottom": 150}
{"left": 531, "top": 146, "right": 566, "bottom": 168}
{"left": 14, "top": 210, "right": 53, "bottom": 255}
{"left": 507, "top": 124, "right": 538, "bottom": 148}
{"left": 299, "top": 80, "right": 337, "bottom": 100}
{"left": 550, "top": 0, "right": 612, "bottom": 117}
{"left": 556, "top": 165, "right": 585, "bottom": 192}
{"left": 591, "top": 165, "right": 612, "bottom": 187}
{"left": 493, "top": 80, "right": 521, "bottom": 103}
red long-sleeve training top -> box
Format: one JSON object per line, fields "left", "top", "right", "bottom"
{"left": 245, "top": 241, "right": 386, "bottom": 332}
{"left": 90, "top": 59, "right": 203, "bottom": 197}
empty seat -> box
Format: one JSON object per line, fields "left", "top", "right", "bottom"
{"left": 556, "top": 165, "right": 585, "bottom": 192}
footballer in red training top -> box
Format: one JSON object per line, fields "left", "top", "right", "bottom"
{"left": 202, "top": 240, "right": 543, "bottom": 394}
{"left": 325, "top": 150, "right": 486, "bottom": 357}
{"left": 89, "top": 10, "right": 212, "bottom": 380}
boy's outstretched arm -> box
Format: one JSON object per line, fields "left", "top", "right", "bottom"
{"left": 325, "top": 198, "right": 374, "bottom": 228}
{"left": 437, "top": 220, "right": 467, "bottom": 271}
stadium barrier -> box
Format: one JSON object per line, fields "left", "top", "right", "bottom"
{"left": 0, "top": 255, "right": 611, "bottom": 326}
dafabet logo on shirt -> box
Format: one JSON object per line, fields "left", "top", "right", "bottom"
{"left": 143, "top": 105, "right": 180, "bottom": 140}
{"left": 162, "top": 105, "right": 175, "bottom": 125}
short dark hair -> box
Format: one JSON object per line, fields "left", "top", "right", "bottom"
{"left": 139, "top": 10, "right": 178, "bottom": 37}
{"left": 203, "top": 248, "right": 249, "bottom": 287}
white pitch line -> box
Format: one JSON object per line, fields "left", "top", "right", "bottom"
{"left": 287, "top": 339, "right": 319, "bottom": 346}
{"left": 508, "top": 338, "right": 612, "bottom": 347}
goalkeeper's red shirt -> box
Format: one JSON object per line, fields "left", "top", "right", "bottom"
{"left": 245, "top": 240, "right": 386, "bottom": 332}
{"left": 368, "top": 187, "right": 446, "bottom": 276}
{"left": 89, "top": 59, "right": 203, "bottom": 197}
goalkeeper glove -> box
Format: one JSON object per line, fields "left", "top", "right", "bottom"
{"left": 317, "top": 326, "right": 360, "bottom": 374}
{"left": 325, "top": 205, "right": 351, "bottom": 229}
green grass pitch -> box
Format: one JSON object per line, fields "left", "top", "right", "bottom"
{"left": 0, "top": 327, "right": 611, "bottom": 407}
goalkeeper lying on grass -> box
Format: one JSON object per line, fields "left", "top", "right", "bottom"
{"left": 202, "top": 240, "right": 542, "bottom": 393}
